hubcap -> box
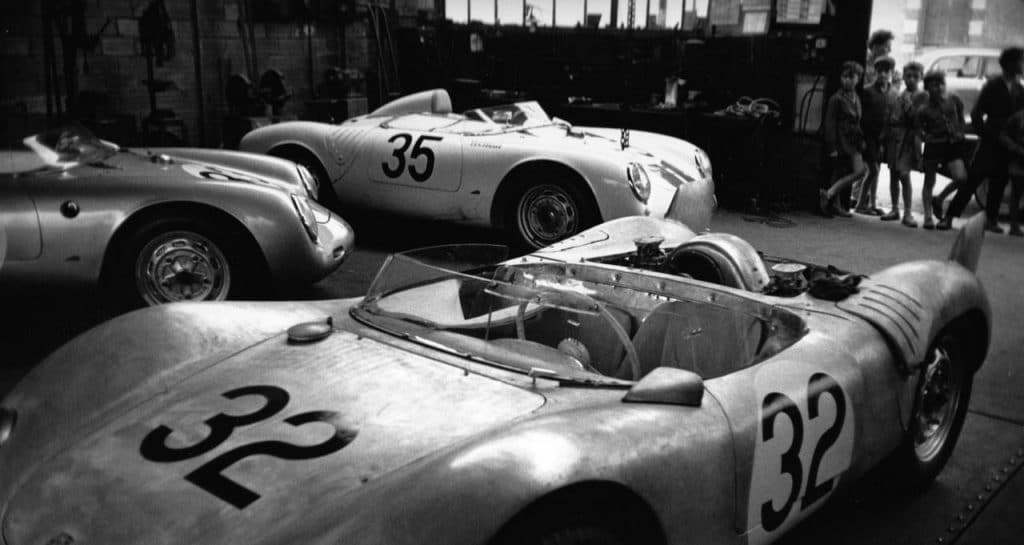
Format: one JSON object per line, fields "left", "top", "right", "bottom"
{"left": 517, "top": 185, "right": 579, "bottom": 248}
{"left": 135, "top": 231, "right": 230, "bottom": 305}
{"left": 913, "top": 345, "right": 961, "bottom": 462}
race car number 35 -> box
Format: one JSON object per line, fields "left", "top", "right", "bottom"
{"left": 746, "top": 360, "right": 855, "bottom": 544}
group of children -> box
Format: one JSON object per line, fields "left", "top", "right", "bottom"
{"left": 819, "top": 47, "right": 1024, "bottom": 235}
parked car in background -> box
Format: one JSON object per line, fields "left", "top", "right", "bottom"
{"left": 0, "top": 126, "right": 354, "bottom": 306}
{"left": 239, "top": 88, "right": 716, "bottom": 250}
{"left": 0, "top": 214, "right": 990, "bottom": 545}
{"left": 915, "top": 47, "right": 1002, "bottom": 121}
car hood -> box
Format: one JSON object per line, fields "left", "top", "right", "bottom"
{"left": 2, "top": 329, "right": 544, "bottom": 545}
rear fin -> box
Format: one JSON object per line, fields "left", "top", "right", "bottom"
{"left": 948, "top": 212, "right": 986, "bottom": 272}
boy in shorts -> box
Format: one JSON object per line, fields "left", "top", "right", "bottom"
{"left": 856, "top": 56, "right": 896, "bottom": 215}
{"left": 915, "top": 70, "right": 969, "bottom": 229}
{"left": 1000, "top": 107, "right": 1024, "bottom": 236}
{"left": 881, "top": 61, "right": 926, "bottom": 227}
{"left": 820, "top": 61, "right": 868, "bottom": 217}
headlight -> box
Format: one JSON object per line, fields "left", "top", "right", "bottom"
{"left": 291, "top": 194, "right": 319, "bottom": 242}
{"left": 0, "top": 407, "right": 16, "bottom": 448}
{"left": 297, "top": 165, "right": 319, "bottom": 200}
{"left": 695, "top": 149, "right": 712, "bottom": 180}
{"left": 626, "top": 162, "right": 651, "bottom": 202}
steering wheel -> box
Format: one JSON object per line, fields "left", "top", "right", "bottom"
{"left": 514, "top": 291, "right": 641, "bottom": 379}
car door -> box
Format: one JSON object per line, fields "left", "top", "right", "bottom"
{"left": 366, "top": 114, "right": 463, "bottom": 193}
{"left": 705, "top": 342, "right": 863, "bottom": 545}
{"left": 0, "top": 172, "right": 44, "bottom": 281}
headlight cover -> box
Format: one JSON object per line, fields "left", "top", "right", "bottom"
{"left": 291, "top": 194, "right": 319, "bottom": 243}
{"left": 626, "top": 162, "right": 651, "bottom": 202}
{"left": 695, "top": 148, "right": 713, "bottom": 180}
{"left": 297, "top": 165, "right": 320, "bottom": 200}
{"left": 0, "top": 407, "right": 16, "bottom": 447}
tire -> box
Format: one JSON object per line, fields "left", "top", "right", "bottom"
{"left": 509, "top": 181, "right": 596, "bottom": 251}
{"left": 115, "top": 217, "right": 247, "bottom": 308}
{"left": 891, "top": 328, "right": 974, "bottom": 491}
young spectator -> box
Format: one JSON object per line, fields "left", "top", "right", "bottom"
{"left": 881, "top": 61, "right": 926, "bottom": 227}
{"left": 999, "top": 107, "right": 1024, "bottom": 236}
{"left": 916, "top": 70, "right": 970, "bottom": 230}
{"left": 820, "top": 61, "right": 867, "bottom": 217}
{"left": 856, "top": 56, "right": 896, "bottom": 215}
{"left": 863, "top": 30, "right": 895, "bottom": 89}
{"left": 937, "top": 47, "right": 1024, "bottom": 231}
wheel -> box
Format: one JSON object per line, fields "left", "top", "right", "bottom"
{"left": 272, "top": 147, "right": 342, "bottom": 212}
{"left": 892, "top": 329, "right": 974, "bottom": 490}
{"left": 510, "top": 182, "right": 594, "bottom": 250}
{"left": 114, "top": 218, "right": 248, "bottom": 308}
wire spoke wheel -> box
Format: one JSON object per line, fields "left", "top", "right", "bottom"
{"left": 912, "top": 343, "right": 964, "bottom": 463}
{"left": 516, "top": 184, "right": 581, "bottom": 249}
{"left": 134, "top": 230, "right": 231, "bottom": 305}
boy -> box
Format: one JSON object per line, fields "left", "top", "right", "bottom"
{"left": 999, "top": 107, "right": 1024, "bottom": 236}
{"left": 915, "top": 70, "right": 969, "bottom": 230}
{"left": 856, "top": 56, "right": 896, "bottom": 215}
{"left": 881, "top": 61, "right": 926, "bottom": 227}
{"left": 819, "top": 61, "right": 867, "bottom": 217}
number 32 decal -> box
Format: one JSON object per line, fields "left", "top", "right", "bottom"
{"left": 748, "top": 368, "right": 854, "bottom": 541}
{"left": 382, "top": 133, "right": 444, "bottom": 182}
{"left": 140, "top": 385, "right": 356, "bottom": 509}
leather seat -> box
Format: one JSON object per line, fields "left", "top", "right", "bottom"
{"left": 627, "top": 300, "right": 764, "bottom": 380}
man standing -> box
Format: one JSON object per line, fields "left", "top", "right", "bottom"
{"left": 936, "top": 47, "right": 1024, "bottom": 231}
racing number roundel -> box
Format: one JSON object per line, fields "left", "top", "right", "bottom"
{"left": 369, "top": 131, "right": 462, "bottom": 191}
{"left": 746, "top": 361, "right": 854, "bottom": 545}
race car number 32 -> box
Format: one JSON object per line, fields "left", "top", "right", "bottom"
{"left": 139, "top": 385, "right": 357, "bottom": 508}
{"left": 747, "top": 363, "right": 854, "bottom": 543}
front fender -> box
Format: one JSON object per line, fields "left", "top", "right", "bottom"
{"left": 837, "top": 260, "right": 990, "bottom": 371}
{"left": 302, "top": 401, "right": 737, "bottom": 545}
{"left": 0, "top": 300, "right": 340, "bottom": 502}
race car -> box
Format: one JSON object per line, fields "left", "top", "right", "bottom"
{"left": 239, "top": 88, "right": 716, "bottom": 249}
{"left": 0, "top": 214, "right": 989, "bottom": 545}
{"left": 0, "top": 125, "right": 354, "bottom": 306}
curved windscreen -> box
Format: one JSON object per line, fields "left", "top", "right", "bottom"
{"left": 463, "top": 101, "right": 552, "bottom": 128}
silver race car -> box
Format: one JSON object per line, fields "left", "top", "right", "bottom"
{"left": 0, "top": 126, "right": 354, "bottom": 306}
{"left": 239, "top": 89, "right": 716, "bottom": 249}
{"left": 0, "top": 214, "right": 989, "bottom": 545}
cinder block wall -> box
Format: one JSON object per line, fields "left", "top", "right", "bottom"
{"left": 0, "top": 0, "right": 423, "bottom": 147}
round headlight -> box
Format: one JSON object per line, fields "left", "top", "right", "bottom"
{"left": 0, "top": 408, "right": 17, "bottom": 447}
{"left": 626, "top": 163, "right": 651, "bottom": 202}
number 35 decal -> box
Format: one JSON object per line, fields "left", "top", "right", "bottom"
{"left": 382, "top": 133, "right": 444, "bottom": 182}
{"left": 748, "top": 369, "right": 854, "bottom": 540}
{"left": 139, "top": 385, "right": 356, "bottom": 509}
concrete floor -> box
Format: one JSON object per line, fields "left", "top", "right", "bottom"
{"left": 2, "top": 190, "right": 1022, "bottom": 543}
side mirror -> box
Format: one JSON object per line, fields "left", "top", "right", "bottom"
{"left": 622, "top": 367, "right": 704, "bottom": 406}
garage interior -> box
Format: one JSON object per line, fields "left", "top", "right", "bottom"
{"left": 2, "top": 0, "right": 1024, "bottom": 544}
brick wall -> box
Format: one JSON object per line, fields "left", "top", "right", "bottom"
{"left": 0, "top": 0, "right": 431, "bottom": 146}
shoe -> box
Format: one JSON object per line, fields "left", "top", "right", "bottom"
{"left": 854, "top": 207, "right": 871, "bottom": 215}
{"left": 923, "top": 218, "right": 935, "bottom": 230}
{"left": 902, "top": 216, "right": 918, "bottom": 228}
{"left": 1009, "top": 226, "right": 1024, "bottom": 237}
{"left": 931, "top": 197, "right": 945, "bottom": 221}
{"left": 880, "top": 211, "right": 900, "bottom": 221}
{"left": 869, "top": 207, "right": 885, "bottom": 216}
{"left": 936, "top": 217, "right": 953, "bottom": 230}
{"left": 984, "top": 221, "right": 1005, "bottom": 234}
{"left": 818, "top": 189, "right": 831, "bottom": 216}
{"left": 831, "top": 200, "right": 853, "bottom": 217}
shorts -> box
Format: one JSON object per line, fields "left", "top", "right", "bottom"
{"left": 923, "top": 141, "right": 969, "bottom": 164}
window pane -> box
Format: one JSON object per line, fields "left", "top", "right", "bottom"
{"left": 470, "top": 0, "right": 495, "bottom": 23}
{"left": 585, "top": 0, "right": 611, "bottom": 28}
{"left": 447, "top": 0, "right": 469, "bottom": 23}
{"left": 556, "top": 0, "right": 585, "bottom": 27}
{"left": 498, "top": 1, "right": 523, "bottom": 25}
{"left": 664, "top": 0, "right": 683, "bottom": 30}
{"left": 526, "top": 0, "right": 554, "bottom": 26}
